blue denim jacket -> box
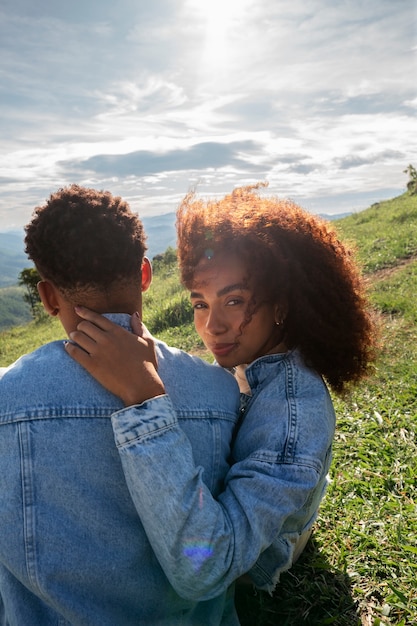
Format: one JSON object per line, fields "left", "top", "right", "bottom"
{"left": 0, "top": 315, "right": 240, "bottom": 626}
{"left": 111, "top": 349, "right": 335, "bottom": 599}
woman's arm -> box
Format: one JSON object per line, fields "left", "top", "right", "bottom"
{"left": 65, "top": 308, "right": 323, "bottom": 600}
{"left": 112, "top": 402, "right": 321, "bottom": 599}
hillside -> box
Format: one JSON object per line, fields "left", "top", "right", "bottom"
{"left": 336, "top": 193, "right": 417, "bottom": 326}
{"left": 0, "top": 207, "right": 351, "bottom": 331}
{"left": 0, "top": 192, "right": 416, "bottom": 625}
{"left": 0, "top": 286, "right": 32, "bottom": 331}
{"left": 1, "top": 192, "right": 415, "bottom": 352}
{"left": 336, "top": 193, "right": 417, "bottom": 273}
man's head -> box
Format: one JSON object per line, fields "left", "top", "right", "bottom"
{"left": 24, "top": 185, "right": 150, "bottom": 330}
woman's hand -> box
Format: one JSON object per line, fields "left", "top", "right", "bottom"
{"left": 64, "top": 307, "right": 166, "bottom": 406}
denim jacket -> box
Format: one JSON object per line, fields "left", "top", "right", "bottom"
{"left": 0, "top": 315, "right": 240, "bottom": 626}
{"left": 111, "top": 349, "right": 335, "bottom": 599}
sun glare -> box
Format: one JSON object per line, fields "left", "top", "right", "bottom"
{"left": 187, "top": 0, "right": 253, "bottom": 70}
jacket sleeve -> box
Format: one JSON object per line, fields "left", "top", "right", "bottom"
{"left": 112, "top": 396, "right": 321, "bottom": 601}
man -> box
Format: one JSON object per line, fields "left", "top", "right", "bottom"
{"left": 0, "top": 185, "right": 240, "bottom": 625}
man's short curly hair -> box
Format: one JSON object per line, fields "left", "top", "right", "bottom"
{"left": 24, "top": 185, "right": 147, "bottom": 297}
{"left": 176, "top": 183, "right": 378, "bottom": 394}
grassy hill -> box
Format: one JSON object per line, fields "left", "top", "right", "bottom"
{"left": 0, "top": 193, "right": 416, "bottom": 625}
{"left": 0, "top": 286, "right": 32, "bottom": 331}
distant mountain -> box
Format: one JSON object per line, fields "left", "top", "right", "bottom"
{"left": 141, "top": 212, "right": 176, "bottom": 259}
{"left": 320, "top": 212, "right": 352, "bottom": 221}
{"left": 0, "top": 232, "right": 30, "bottom": 288}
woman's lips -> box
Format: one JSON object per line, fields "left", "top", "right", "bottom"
{"left": 210, "top": 343, "right": 236, "bottom": 358}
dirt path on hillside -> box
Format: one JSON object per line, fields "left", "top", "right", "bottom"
{"left": 367, "top": 253, "right": 417, "bottom": 281}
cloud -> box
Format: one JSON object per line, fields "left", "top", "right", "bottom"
{"left": 0, "top": 0, "right": 416, "bottom": 232}
{"left": 335, "top": 150, "right": 405, "bottom": 171}
{"left": 60, "top": 141, "right": 266, "bottom": 177}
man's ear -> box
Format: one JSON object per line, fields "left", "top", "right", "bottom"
{"left": 37, "top": 280, "right": 60, "bottom": 316}
{"left": 141, "top": 257, "right": 153, "bottom": 293}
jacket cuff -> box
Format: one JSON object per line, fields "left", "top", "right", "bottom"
{"left": 111, "top": 395, "right": 178, "bottom": 446}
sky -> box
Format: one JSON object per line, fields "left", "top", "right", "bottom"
{"left": 0, "top": 0, "right": 416, "bottom": 231}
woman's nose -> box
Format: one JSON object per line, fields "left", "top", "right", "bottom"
{"left": 206, "top": 309, "right": 227, "bottom": 335}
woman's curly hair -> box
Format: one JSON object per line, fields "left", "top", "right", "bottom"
{"left": 24, "top": 185, "right": 147, "bottom": 297}
{"left": 177, "top": 183, "right": 378, "bottom": 394}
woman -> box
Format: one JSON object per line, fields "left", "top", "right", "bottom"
{"left": 66, "top": 184, "right": 377, "bottom": 599}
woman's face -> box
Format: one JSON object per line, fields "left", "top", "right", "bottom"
{"left": 190, "top": 252, "right": 284, "bottom": 368}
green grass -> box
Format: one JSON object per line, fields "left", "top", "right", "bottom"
{"left": 371, "top": 262, "right": 417, "bottom": 323}
{"left": 236, "top": 309, "right": 417, "bottom": 626}
{"left": 0, "top": 316, "right": 63, "bottom": 365}
{"left": 335, "top": 193, "right": 417, "bottom": 273}
{"left": 142, "top": 262, "right": 204, "bottom": 353}
{"left": 0, "top": 193, "right": 416, "bottom": 625}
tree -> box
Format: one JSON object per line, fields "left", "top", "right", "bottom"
{"left": 18, "top": 267, "right": 41, "bottom": 317}
{"left": 403, "top": 164, "right": 417, "bottom": 195}
{"left": 152, "top": 246, "right": 177, "bottom": 274}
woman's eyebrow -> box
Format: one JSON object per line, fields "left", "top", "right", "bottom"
{"left": 217, "top": 283, "right": 248, "bottom": 297}
{"left": 190, "top": 283, "right": 248, "bottom": 299}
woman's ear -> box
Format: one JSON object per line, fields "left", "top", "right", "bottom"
{"left": 37, "top": 280, "right": 60, "bottom": 316}
{"left": 274, "top": 302, "right": 288, "bottom": 325}
{"left": 141, "top": 257, "right": 153, "bottom": 293}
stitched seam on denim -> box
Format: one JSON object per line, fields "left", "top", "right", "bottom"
{"left": 283, "top": 358, "right": 297, "bottom": 461}
{"left": 240, "top": 454, "right": 323, "bottom": 475}
{"left": 0, "top": 409, "right": 119, "bottom": 423}
{"left": 116, "top": 422, "right": 177, "bottom": 447}
{"left": 18, "top": 422, "right": 41, "bottom": 594}
{"left": 210, "top": 421, "right": 221, "bottom": 492}
{"left": 174, "top": 410, "right": 238, "bottom": 422}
